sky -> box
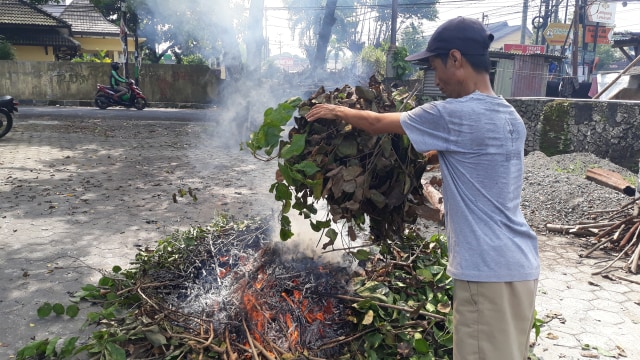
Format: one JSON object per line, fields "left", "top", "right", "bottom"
{"left": 263, "top": 0, "right": 640, "bottom": 56}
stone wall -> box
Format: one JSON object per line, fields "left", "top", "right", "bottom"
{"left": 0, "top": 61, "right": 222, "bottom": 105}
{"left": 508, "top": 98, "right": 640, "bottom": 170}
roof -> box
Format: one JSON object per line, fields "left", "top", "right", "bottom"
{"left": 43, "top": 0, "right": 123, "bottom": 37}
{"left": 487, "top": 21, "right": 532, "bottom": 41}
{"left": 1, "top": 28, "right": 80, "bottom": 48}
{"left": 0, "top": 0, "right": 71, "bottom": 28}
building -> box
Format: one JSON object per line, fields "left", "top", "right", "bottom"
{"left": 487, "top": 21, "right": 533, "bottom": 51}
{"left": 0, "top": 0, "right": 139, "bottom": 62}
{"left": 0, "top": 0, "right": 80, "bottom": 61}
{"left": 41, "top": 0, "right": 139, "bottom": 62}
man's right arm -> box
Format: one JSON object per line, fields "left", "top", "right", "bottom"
{"left": 305, "top": 104, "right": 405, "bottom": 135}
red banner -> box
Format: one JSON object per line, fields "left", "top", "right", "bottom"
{"left": 585, "top": 26, "right": 613, "bottom": 44}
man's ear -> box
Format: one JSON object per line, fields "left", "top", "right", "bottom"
{"left": 450, "top": 50, "right": 463, "bottom": 66}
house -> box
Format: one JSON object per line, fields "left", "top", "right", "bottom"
{"left": 41, "top": 0, "right": 139, "bottom": 62}
{"left": 487, "top": 21, "right": 533, "bottom": 51}
{"left": 0, "top": 0, "right": 80, "bottom": 61}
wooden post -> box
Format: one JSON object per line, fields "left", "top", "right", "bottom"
{"left": 593, "top": 54, "right": 640, "bottom": 99}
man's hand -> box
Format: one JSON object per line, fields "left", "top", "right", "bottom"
{"left": 305, "top": 104, "right": 342, "bottom": 122}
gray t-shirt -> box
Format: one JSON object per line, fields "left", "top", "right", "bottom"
{"left": 400, "top": 92, "right": 539, "bottom": 282}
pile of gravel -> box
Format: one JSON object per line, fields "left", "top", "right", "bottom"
{"left": 521, "top": 151, "right": 637, "bottom": 234}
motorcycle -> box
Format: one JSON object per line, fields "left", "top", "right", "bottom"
{"left": 94, "top": 79, "right": 148, "bottom": 110}
{"left": 0, "top": 95, "right": 19, "bottom": 139}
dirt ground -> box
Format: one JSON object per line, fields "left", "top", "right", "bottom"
{"left": 0, "top": 110, "right": 278, "bottom": 358}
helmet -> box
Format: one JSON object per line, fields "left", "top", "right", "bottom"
{"left": 111, "top": 62, "right": 120, "bottom": 71}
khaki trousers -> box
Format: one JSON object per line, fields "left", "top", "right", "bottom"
{"left": 453, "top": 279, "right": 538, "bottom": 360}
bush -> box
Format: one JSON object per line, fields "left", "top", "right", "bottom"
{"left": 0, "top": 36, "right": 16, "bottom": 60}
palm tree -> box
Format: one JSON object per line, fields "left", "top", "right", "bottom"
{"left": 327, "top": 36, "right": 347, "bottom": 70}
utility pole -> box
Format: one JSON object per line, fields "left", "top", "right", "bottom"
{"left": 385, "top": 0, "right": 398, "bottom": 83}
{"left": 120, "top": 2, "right": 129, "bottom": 78}
{"left": 520, "top": 0, "right": 529, "bottom": 44}
{"left": 572, "top": 0, "right": 580, "bottom": 76}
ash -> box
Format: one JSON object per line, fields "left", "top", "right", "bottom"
{"left": 157, "top": 218, "right": 355, "bottom": 355}
{"left": 522, "top": 151, "right": 636, "bottom": 233}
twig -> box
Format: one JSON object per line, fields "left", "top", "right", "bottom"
{"left": 592, "top": 236, "right": 638, "bottom": 275}
{"left": 608, "top": 273, "right": 640, "bottom": 285}
{"left": 243, "top": 318, "right": 260, "bottom": 359}
{"left": 581, "top": 216, "right": 635, "bottom": 257}
{"left": 606, "top": 199, "right": 637, "bottom": 220}
{"left": 333, "top": 295, "right": 446, "bottom": 321}
{"left": 116, "top": 281, "right": 177, "bottom": 296}
{"left": 314, "top": 328, "right": 377, "bottom": 350}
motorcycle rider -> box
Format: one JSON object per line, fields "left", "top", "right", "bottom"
{"left": 110, "top": 62, "right": 128, "bottom": 100}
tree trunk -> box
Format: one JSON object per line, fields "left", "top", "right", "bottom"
{"left": 311, "top": 0, "right": 338, "bottom": 72}
{"left": 246, "top": 0, "right": 265, "bottom": 74}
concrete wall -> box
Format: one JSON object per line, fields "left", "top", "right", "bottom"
{"left": 508, "top": 97, "right": 640, "bottom": 170}
{"left": 0, "top": 60, "right": 222, "bottom": 105}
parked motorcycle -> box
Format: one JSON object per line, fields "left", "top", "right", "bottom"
{"left": 94, "top": 79, "right": 148, "bottom": 110}
{"left": 0, "top": 95, "right": 19, "bottom": 139}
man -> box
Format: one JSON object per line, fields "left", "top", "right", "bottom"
{"left": 305, "top": 17, "right": 539, "bottom": 360}
{"left": 110, "top": 62, "right": 128, "bottom": 100}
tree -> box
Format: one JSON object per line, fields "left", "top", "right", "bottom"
{"left": 282, "top": 0, "right": 439, "bottom": 72}
{"left": 311, "top": 0, "right": 338, "bottom": 71}
{"left": 327, "top": 36, "right": 347, "bottom": 70}
{"left": 0, "top": 36, "right": 16, "bottom": 60}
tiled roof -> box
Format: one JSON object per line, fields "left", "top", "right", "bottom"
{"left": 57, "top": 0, "right": 122, "bottom": 37}
{"left": 0, "top": 0, "right": 70, "bottom": 28}
{"left": 0, "top": 29, "right": 80, "bottom": 48}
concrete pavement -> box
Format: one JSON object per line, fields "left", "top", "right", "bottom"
{"left": 0, "top": 107, "right": 639, "bottom": 359}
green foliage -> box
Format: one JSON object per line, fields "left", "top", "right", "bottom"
{"left": 0, "top": 36, "right": 16, "bottom": 60}
{"left": 540, "top": 100, "right": 572, "bottom": 156}
{"left": 359, "top": 45, "right": 387, "bottom": 79}
{"left": 349, "top": 232, "right": 454, "bottom": 359}
{"left": 71, "top": 50, "right": 112, "bottom": 63}
{"left": 392, "top": 46, "right": 412, "bottom": 80}
{"left": 181, "top": 53, "right": 208, "bottom": 65}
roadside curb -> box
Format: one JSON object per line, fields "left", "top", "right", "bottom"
{"left": 15, "top": 99, "right": 217, "bottom": 109}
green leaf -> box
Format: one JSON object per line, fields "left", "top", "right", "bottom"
{"left": 145, "top": 331, "right": 168, "bottom": 347}
{"left": 413, "top": 337, "right": 430, "bottom": 354}
{"left": 280, "top": 134, "right": 307, "bottom": 159}
{"left": 66, "top": 304, "right": 80, "bottom": 318}
{"left": 293, "top": 160, "right": 320, "bottom": 176}
{"left": 52, "top": 303, "right": 65, "bottom": 316}
{"left": 365, "top": 332, "right": 384, "bottom": 347}
{"left": 37, "top": 303, "right": 53, "bottom": 318}
{"left": 273, "top": 182, "right": 293, "bottom": 202}
{"left": 60, "top": 337, "right": 78, "bottom": 357}
{"left": 45, "top": 337, "right": 61, "bottom": 357}
{"left": 112, "top": 265, "right": 122, "bottom": 273}
{"left": 351, "top": 249, "right": 371, "bottom": 261}
{"left": 416, "top": 268, "right": 434, "bottom": 282}
{"left": 105, "top": 342, "right": 127, "bottom": 360}
{"left": 310, "top": 220, "right": 331, "bottom": 232}
{"left": 325, "top": 228, "right": 338, "bottom": 243}
{"left": 280, "top": 215, "right": 293, "bottom": 241}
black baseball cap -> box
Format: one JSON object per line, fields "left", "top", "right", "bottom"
{"left": 405, "top": 17, "right": 494, "bottom": 63}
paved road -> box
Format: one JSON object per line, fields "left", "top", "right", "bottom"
{"left": 1, "top": 107, "right": 639, "bottom": 359}
{"left": 0, "top": 107, "right": 277, "bottom": 358}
